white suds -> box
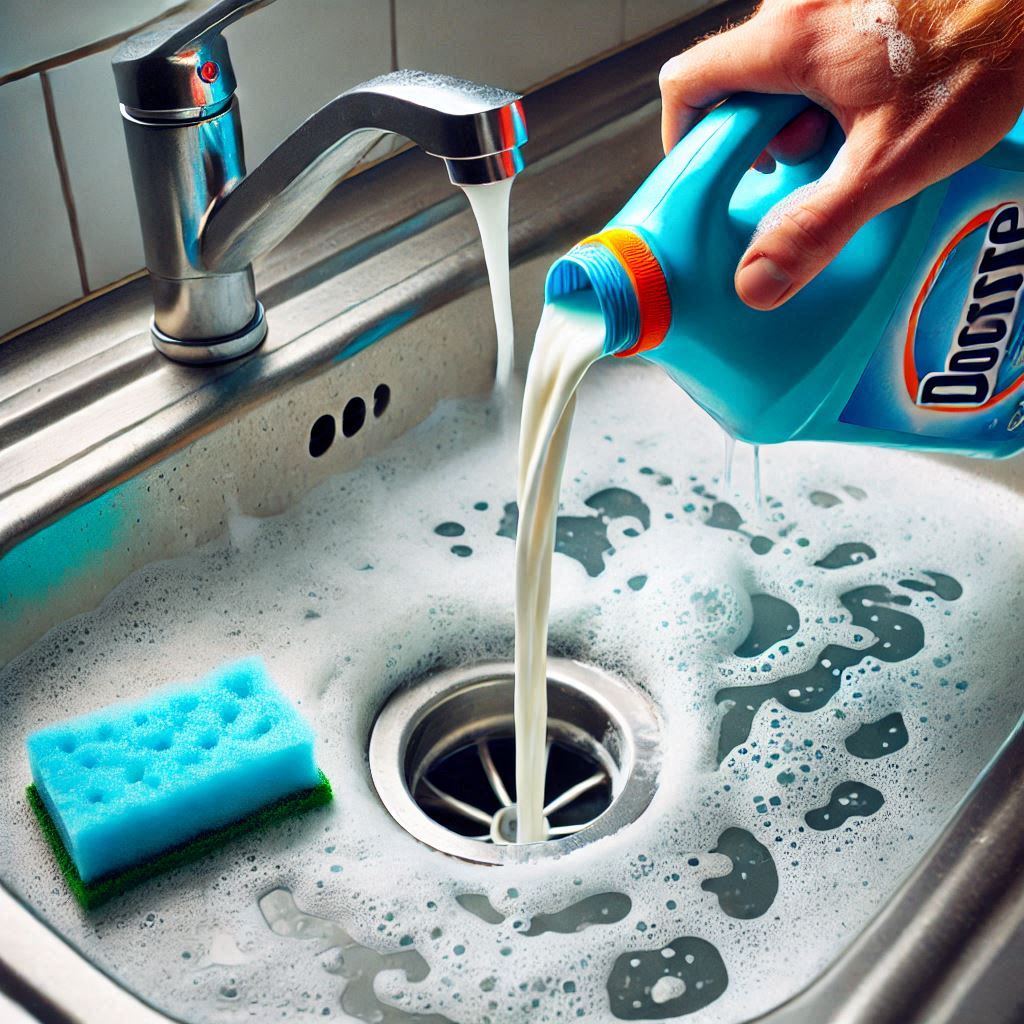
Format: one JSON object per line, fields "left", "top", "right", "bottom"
{"left": 753, "top": 179, "right": 824, "bottom": 242}
{"left": 921, "top": 77, "right": 953, "bottom": 109}
{"left": 854, "top": 0, "right": 917, "bottom": 77}
{"left": 2, "top": 357, "right": 1023, "bottom": 1023}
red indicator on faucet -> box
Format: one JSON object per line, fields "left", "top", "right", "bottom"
{"left": 198, "top": 61, "right": 220, "bottom": 84}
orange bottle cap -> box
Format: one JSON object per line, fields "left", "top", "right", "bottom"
{"left": 579, "top": 228, "right": 671, "bottom": 357}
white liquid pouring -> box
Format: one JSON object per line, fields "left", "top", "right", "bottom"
{"left": 513, "top": 294, "right": 606, "bottom": 842}
{"left": 722, "top": 432, "right": 736, "bottom": 492}
{"left": 461, "top": 178, "right": 516, "bottom": 391}
{"left": 753, "top": 444, "right": 763, "bottom": 515}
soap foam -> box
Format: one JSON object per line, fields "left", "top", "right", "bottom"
{"left": 1, "top": 358, "right": 1023, "bottom": 1023}
{"left": 753, "top": 178, "right": 825, "bottom": 243}
{"left": 853, "top": 0, "right": 918, "bottom": 78}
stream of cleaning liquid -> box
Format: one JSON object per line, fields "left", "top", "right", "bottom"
{"left": 464, "top": 173, "right": 579, "bottom": 841}
{"left": 753, "top": 445, "right": 763, "bottom": 515}
{"left": 513, "top": 294, "right": 606, "bottom": 842}
{"left": 461, "top": 179, "right": 515, "bottom": 391}
{"left": 722, "top": 433, "right": 736, "bottom": 492}
{"left": 462, "top": 181, "right": 767, "bottom": 845}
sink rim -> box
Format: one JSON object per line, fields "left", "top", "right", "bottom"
{"left": 3, "top": 1, "right": 1023, "bottom": 1021}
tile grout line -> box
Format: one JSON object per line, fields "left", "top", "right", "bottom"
{"left": 40, "top": 71, "right": 90, "bottom": 296}
{"left": 0, "top": 0, "right": 193, "bottom": 87}
{"left": 389, "top": 0, "right": 398, "bottom": 71}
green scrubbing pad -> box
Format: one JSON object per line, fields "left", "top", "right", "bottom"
{"left": 25, "top": 657, "right": 334, "bottom": 909}
{"left": 27, "top": 771, "right": 332, "bottom": 910}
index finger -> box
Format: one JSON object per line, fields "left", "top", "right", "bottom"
{"left": 659, "top": 15, "right": 794, "bottom": 152}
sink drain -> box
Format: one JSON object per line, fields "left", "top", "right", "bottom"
{"left": 369, "top": 659, "right": 660, "bottom": 864}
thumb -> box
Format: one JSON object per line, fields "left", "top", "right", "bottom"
{"left": 735, "top": 140, "right": 891, "bottom": 310}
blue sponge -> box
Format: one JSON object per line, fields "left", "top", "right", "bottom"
{"left": 26, "top": 658, "right": 322, "bottom": 884}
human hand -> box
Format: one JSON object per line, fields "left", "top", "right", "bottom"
{"left": 659, "top": 0, "right": 1024, "bottom": 310}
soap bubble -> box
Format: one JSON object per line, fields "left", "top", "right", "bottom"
{"left": 1, "top": 357, "right": 1022, "bottom": 1023}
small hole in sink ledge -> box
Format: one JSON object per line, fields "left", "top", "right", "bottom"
{"left": 342, "top": 397, "right": 366, "bottom": 438}
{"left": 308, "top": 414, "right": 336, "bottom": 458}
{"left": 373, "top": 383, "right": 390, "bottom": 418}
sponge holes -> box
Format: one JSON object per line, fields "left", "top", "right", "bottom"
{"left": 142, "top": 729, "right": 174, "bottom": 752}
{"left": 172, "top": 695, "right": 200, "bottom": 715}
{"left": 306, "top": 383, "right": 390, "bottom": 458}
{"left": 247, "top": 716, "right": 273, "bottom": 740}
{"left": 198, "top": 730, "right": 220, "bottom": 750}
{"left": 223, "top": 675, "right": 252, "bottom": 699}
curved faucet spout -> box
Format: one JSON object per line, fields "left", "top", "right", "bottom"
{"left": 115, "top": 0, "right": 528, "bottom": 364}
{"left": 202, "top": 71, "right": 527, "bottom": 275}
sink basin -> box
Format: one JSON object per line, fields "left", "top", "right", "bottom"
{"left": 2, "top": 5, "right": 1023, "bottom": 1023}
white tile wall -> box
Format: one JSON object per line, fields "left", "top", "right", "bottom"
{"left": 624, "top": 0, "right": 717, "bottom": 39}
{"left": 0, "top": 75, "right": 82, "bottom": 336}
{"left": 0, "top": 0, "right": 722, "bottom": 338}
{"left": 394, "top": 0, "right": 623, "bottom": 93}
{"left": 0, "top": 0, "right": 179, "bottom": 79}
{"left": 49, "top": 48, "right": 145, "bottom": 291}
{"left": 226, "top": 0, "right": 392, "bottom": 169}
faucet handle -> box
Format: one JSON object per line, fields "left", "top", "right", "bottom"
{"left": 113, "top": 0, "right": 274, "bottom": 120}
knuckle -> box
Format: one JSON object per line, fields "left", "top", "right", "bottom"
{"left": 658, "top": 54, "right": 685, "bottom": 91}
{"left": 777, "top": 202, "right": 839, "bottom": 267}
{"left": 659, "top": 21, "right": 738, "bottom": 94}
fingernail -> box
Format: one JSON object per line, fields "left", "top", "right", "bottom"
{"left": 736, "top": 257, "right": 791, "bottom": 309}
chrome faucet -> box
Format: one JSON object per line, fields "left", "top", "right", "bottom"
{"left": 112, "top": 0, "right": 527, "bottom": 365}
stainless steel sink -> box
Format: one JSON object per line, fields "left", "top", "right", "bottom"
{"left": 2, "top": 5, "right": 1023, "bottom": 1023}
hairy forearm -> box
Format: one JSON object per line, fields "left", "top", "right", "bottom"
{"left": 893, "top": 0, "right": 1024, "bottom": 72}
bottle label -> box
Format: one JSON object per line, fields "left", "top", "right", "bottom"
{"left": 841, "top": 164, "right": 1024, "bottom": 444}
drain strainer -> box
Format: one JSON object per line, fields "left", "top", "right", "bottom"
{"left": 369, "top": 659, "right": 660, "bottom": 864}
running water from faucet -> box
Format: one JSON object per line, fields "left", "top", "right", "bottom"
{"left": 513, "top": 293, "right": 605, "bottom": 842}
{"left": 461, "top": 179, "right": 516, "bottom": 390}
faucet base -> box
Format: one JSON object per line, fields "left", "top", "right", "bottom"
{"left": 151, "top": 303, "right": 268, "bottom": 365}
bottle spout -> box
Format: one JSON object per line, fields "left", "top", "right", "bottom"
{"left": 545, "top": 228, "right": 672, "bottom": 357}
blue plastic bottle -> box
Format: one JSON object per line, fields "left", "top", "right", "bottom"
{"left": 546, "top": 94, "right": 1024, "bottom": 457}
